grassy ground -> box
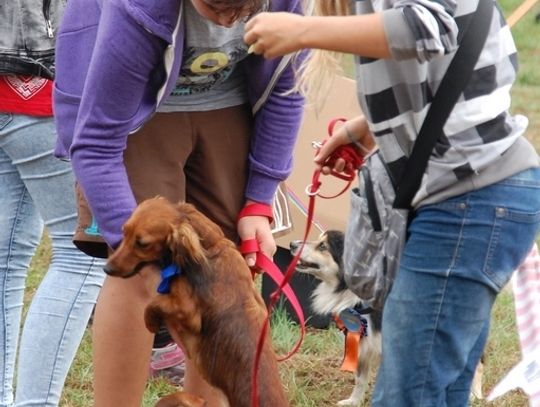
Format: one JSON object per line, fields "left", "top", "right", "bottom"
{"left": 22, "top": 1, "right": 540, "bottom": 406}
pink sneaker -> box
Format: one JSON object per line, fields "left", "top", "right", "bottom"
{"left": 149, "top": 343, "right": 186, "bottom": 385}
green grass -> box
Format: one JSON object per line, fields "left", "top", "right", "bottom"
{"left": 22, "top": 2, "right": 540, "bottom": 406}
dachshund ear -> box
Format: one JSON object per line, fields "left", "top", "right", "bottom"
{"left": 167, "top": 223, "right": 207, "bottom": 266}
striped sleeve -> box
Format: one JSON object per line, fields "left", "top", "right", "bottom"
{"left": 384, "top": 0, "right": 459, "bottom": 62}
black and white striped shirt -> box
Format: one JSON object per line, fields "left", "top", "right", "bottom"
{"left": 354, "top": 0, "right": 539, "bottom": 207}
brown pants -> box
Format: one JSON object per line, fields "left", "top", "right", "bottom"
{"left": 74, "top": 104, "right": 253, "bottom": 257}
{"left": 125, "top": 105, "right": 252, "bottom": 241}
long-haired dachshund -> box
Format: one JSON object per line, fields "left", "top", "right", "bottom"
{"left": 104, "top": 197, "right": 289, "bottom": 407}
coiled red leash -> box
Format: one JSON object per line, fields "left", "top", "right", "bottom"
{"left": 241, "top": 118, "right": 365, "bottom": 407}
{"left": 308, "top": 117, "right": 365, "bottom": 199}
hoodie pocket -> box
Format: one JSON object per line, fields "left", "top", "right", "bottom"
{"left": 52, "top": 85, "right": 82, "bottom": 160}
{"left": 53, "top": 20, "right": 99, "bottom": 158}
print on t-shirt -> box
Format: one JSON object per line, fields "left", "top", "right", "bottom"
{"left": 172, "top": 39, "right": 248, "bottom": 96}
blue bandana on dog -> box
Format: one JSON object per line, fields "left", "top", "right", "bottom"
{"left": 157, "top": 264, "right": 183, "bottom": 294}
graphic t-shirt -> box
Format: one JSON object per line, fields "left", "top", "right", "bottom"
{"left": 0, "top": 75, "right": 53, "bottom": 116}
{"left": 158, "top": 0, "right": 249, "bottom": 112}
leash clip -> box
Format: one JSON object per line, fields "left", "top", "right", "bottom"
{"left": 305, "top": 183, "right": 320, "bottom": 196}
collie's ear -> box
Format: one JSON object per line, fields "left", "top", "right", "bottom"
{"left": 168, "top": 222, "right": 207, "bottom": 266}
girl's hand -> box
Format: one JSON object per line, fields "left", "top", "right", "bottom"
{"left": 244, "top": 12, "right": 305, "bottom": 58}
{"left": 237, "top": 207, "right": 276, "bottom": 268}
{"left": 314, "top": 131, "right": 350, "bottom": 175}
{"left": 315, "top": 116, "right": 375, "bottom": 175}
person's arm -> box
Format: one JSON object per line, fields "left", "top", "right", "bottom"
{"left": 238, "top": 1, "right": 307, "bottom": 265}
{"left": 69, "top": 1, "right": 167, "bottom": 248}
{"left": 238, "top": 56, "right": 305, "bottom": 265}
{"left": 245, "top": 2, "right": 460, "bottom": 62}
{"left": 245, "top": 12, "right": 390, "bottom": 59}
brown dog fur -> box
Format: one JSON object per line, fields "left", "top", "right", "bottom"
{"left": 105, "top": 197, "right": 289, "bottom": 407}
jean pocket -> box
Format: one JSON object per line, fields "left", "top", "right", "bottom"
{"left": 0, "top": 113, "right": 13, "bottom": 131}
{"left": 484, "top": 206, "right": 540, "bottom": 289}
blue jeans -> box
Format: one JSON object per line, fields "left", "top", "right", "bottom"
{"left": 0, "top": 113, "right": 105, "bottom": 407}
{"left": 372, "top": 167, "right": 540, "bottom": 407}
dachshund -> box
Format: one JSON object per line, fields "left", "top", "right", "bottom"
{"left": 104, "top": 197, "right": 289, "bottom": 407}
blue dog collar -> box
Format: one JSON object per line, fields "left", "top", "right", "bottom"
{"left": 157, "top": 264, "right": 182, "bottom": 294}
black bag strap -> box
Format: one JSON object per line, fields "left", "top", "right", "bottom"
{"left": 393, "top": 0, "right": 494, "bottom": 209}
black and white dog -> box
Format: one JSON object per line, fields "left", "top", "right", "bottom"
{"left": 290, "top": 230, "right": 484, "bottom": 406}
{"left": 290, "top": 230, "right": 382, "bottom": 406}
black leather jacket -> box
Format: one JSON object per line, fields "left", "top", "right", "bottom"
{"left": 0, "top": 0, "right": 65, "bottom": 79}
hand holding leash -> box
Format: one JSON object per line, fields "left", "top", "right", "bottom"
{"left": 308, "top": 117, "right": 367, "bottom": 199}
{"left": 237, "top": 202, "right": 275, "bottom": 269}
{"left": 314, "top": 117, "right": 365, "bottom": 180}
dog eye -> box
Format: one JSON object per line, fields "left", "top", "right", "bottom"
{"left": 136, "top": 239, "right": 150, "bottom": 249}
{"left": 317, "top": 242, "right": 328, "bottom": 251}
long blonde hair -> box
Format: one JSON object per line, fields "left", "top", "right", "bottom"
{"left": 293, "top": 0, "right": 351, "bottom": 109}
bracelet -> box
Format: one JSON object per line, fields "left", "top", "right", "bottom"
{"left": 344, "top": 123, "right": 372, "bottom": 155}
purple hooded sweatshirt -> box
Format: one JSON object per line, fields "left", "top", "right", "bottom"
{"left": 53, "top": 0, "right": 305, "bottom": 249}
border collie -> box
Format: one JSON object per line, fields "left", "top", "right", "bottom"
{"left": 290, "top": 230, "right": 382, "bottom": 406}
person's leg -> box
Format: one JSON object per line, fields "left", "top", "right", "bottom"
{"left": 372, "top": 168, "right": 540, "bottom": 407}
{"left": 0, "top": 114, "right": 43, "bottom": 407}
{"left": 446, "top": 320, "right": 489, "bottom": 406}
{"left": 92, "top": 112, "right": 199, "bottom": 407}
{"left": 1, "top": 115, "right": 106, "bottom": 407}
{"left": 92, "top": 273, "right": 157, "bottom": 407}
{"left": 182, "top": 105, "right": 252, "bottom": 406}
{"left": 184, "top": 105, "right": 252, "bottom": 241}
{"left": 91, "top": 112, "right": 194, "bottom": 407}
{"left": 371, "top": 267, "right": 496, "bottom": 407}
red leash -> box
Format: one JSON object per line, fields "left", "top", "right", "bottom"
{"left": 240, "top": 118, "right": 365, "bottom": 407}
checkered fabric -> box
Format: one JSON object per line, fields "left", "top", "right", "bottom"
{"left": 353, "top": 0, "right": 537, "bottom": 208}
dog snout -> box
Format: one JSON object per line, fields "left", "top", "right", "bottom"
{"left": 103, "top": 263, "right": 118, "bottom": 276}
{"left": 290, "top": 240, "right": 301, "bottom": 254}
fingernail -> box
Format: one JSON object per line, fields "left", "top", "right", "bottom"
{"left": 247, "top": 44, "right": 256, "bottom": 54}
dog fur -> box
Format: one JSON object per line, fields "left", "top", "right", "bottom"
{"left": 104, "top": 197, "right": 289, "bottom": 407}
{"left": 290, "top": 230, "right": 484, "bottom": 406}
{"left": 290, "top": 230, "right": 382, "bottom": 406}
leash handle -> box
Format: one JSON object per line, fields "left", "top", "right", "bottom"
{"left": 237, "top": 202, "right": 274, "bottom": 224}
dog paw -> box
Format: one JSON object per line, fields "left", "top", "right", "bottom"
{"left": 155, "top": 391, "right": 206, "bottom": 407}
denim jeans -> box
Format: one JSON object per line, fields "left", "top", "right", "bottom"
{"left": 372, "top": 167, "right": 540, "bottom": 407}
{"left": 0, "top": 113, "right": 105, "bottom": 407}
